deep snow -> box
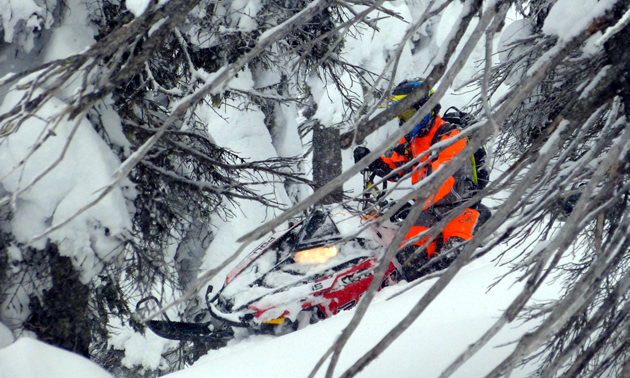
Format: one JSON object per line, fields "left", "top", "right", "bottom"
{"left": 165, "top": 251, "right": 551, "bottom": 378}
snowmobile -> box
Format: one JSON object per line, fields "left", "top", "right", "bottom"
{"left": 137, "top": 203, "right": 403, "bottom": 348}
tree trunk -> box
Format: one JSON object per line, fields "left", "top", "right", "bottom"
{"left": 175, "top": 210, "right": 213, "bottom": 292}
{"left": 25, "top": 244, "right": 91, "bottom": 357}
{"left": 312, "top": 122, "right": 343, "bottom": 205}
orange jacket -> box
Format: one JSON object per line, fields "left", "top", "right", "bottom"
{"left": 381, "top": 116, "right": 468, "bottom": 210}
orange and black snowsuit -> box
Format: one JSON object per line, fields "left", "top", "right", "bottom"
{"left": 381, "top": 115, "right": 481, "bottom": 259}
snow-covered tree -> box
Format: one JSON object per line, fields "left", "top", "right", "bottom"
{"left": 473, "top": 2, "right": 630, "bottom": 376}
{"left": 0, "top": 0, "right": 405, "bottom": 373}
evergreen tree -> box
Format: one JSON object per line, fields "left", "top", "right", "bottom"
{"left": 0, "top": 0, "right": 394, "bottom": 373}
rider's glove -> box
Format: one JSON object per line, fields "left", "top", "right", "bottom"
{"left": 353, "top": 146, "right": 371, "bottom": 163}
{"left": 390, "top": 201, "right": 413, "bottom": 223}
{"left": 369, "top": 158, "right": 392, "bottom": 178}
{"left": 393, "top": 141, "right": 411, "bottom": 157}
{"left": 353, "top": 146, "right": 394, "bottom": 178}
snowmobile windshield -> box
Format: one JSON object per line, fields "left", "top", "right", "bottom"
{"left": 296, "top": 210, "right": 341, "bottom": 249}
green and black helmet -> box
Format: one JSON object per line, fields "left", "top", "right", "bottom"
{"left": 385, "top": 80, "right": 438, "bottom": 137}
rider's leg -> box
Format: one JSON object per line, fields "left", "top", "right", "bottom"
{"left": 397, "top": 207, "right": 482, "bottom": 280}
{"left": 435, "top": 208, "right": 481, "bottom": 269}
{"left": 396, "top": 224, "right": 442, "bottom": 281}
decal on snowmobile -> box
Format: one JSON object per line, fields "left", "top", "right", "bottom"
{"left": 340, "top": 268, "right": 372, "bottom": 285}
{"left": 337, "top": 299, "right": 357, "bottom": 311}
{"left": 311, "top": 276, "right": 335, "bottom": 292}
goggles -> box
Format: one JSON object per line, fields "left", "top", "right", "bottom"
{"left": 398, "top": 108, "right": 417, "bottom": 123}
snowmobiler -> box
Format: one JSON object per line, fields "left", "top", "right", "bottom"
{"left": 137, "top": 80, "right": 490, "bottom": 347}
{"left": 354, "top": 79, "right": 490, "bottom": 281}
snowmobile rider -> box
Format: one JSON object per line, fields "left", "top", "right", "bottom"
{"left": 355, "top": 80, "right": 489, "bottom": 281}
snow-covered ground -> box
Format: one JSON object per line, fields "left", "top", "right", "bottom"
{"left": 0, "top": 244, "right": 558, "bottom": 378}
{"left": 0, "top": 338, "right": 112, "bottom": 378}
{"left": 165, "top": 252, "right": 552, "bottom": 378}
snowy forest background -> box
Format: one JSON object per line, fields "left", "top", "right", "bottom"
{"left": 1, "top": 0, "right": 630, "bottom": 377}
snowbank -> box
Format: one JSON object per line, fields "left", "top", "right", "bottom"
{"left": 0, "top": 338, "right": 112, "bottom": 378}
{"left": 165, "top": 252, "right": 546, "bottom": 378}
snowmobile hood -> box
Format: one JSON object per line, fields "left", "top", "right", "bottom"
{"left": 214, "top": 204, "right": 394, "bottom": 322}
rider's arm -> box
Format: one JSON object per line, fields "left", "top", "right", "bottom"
{"left": 380, "top": 137, "right": 411, "bottom": 179}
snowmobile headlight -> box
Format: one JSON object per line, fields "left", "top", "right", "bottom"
{"left": 294, "top": 245, "right": 338, "bottom": 264}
